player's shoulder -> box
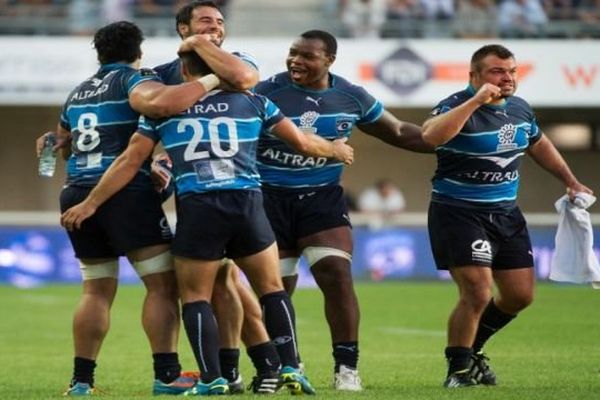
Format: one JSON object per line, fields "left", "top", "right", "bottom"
{"left": 255, "top": 72, "right": 291, "bottom": 94}
{"left": 507, "top": 95, "right": 532, "bottom": 110}
{"left": 231, "top": 51, "right": 259, "bottom": 70}
{"left": 330, "top": 73, "right": 373, "bottom": 98}
{"left": 152, "top": 59, "right": 180, "bottom": 84}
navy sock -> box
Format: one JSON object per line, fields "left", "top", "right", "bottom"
{"left": 182, "top": 301, "right": 221, "bottom": 383}
{"left": 333, "top": 341, "right": 359, "bottom": 372}
{"left": 247, "top": 341, "right": 281, "bottom": 376}
{"left": 473, "top": 299, "right": 515, "bottom": 353}
{"left": 73, "top": 357, "right": 96, "bottom": 387}
{"left": 445, "top": 346, "right": 472, "bottom": 376}
{"left": 259, "top": 291, "right": 299, "bottom": 368}
{"left": 219, "top": 348, "right": 240, "bottom": 382}
{"left": 153, "top": 352, "right": 181, "bottom": 384}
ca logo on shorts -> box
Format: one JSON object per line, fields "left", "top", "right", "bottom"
{"left": 471, "top": 239, "right": 492, "bottom": 263}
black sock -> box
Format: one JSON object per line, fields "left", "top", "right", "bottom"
{"left": 153, "top": 352, "right": 181, "bottom": 384}
{"left": 182, "top": 301, "right": 221, "bottom": 383}
{"left": 472, "top": 299, "right": 515, "bottom": 353}
{"left": 219, "top": 348, "right": 240, "bottom": 382}
{"left": 259, "top": 291, "right": 299, "bottom": 368}
{"left": 445, "top": 346, "right": 472, "bottom": 376}
{"left": 333, "top": 341, "right": 359, "bottom": 372}
{"left": 73, "top": 357, "right": 96, "bottom": 387}
{"left": 247, "top": 342, "right": 281, "bottom": 376}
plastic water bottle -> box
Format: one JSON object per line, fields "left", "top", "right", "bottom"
{"left": 38, "top": 133, "right": 57, "bottom": 177}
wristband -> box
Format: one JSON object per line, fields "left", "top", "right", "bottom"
{"left": 197, "top": 74, "right": 220, "bottom": 92}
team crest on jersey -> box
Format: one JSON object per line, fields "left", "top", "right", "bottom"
{"left": 336, "top": 117, "right": 353, "bottom": 134}
{"left": 299, "top": 111, "right": 319, "bottom": 134}
{"left": 497, "top": 123, "right": 518, "bottom": 151}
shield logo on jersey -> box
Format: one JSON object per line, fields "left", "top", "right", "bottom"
{"left": 336, "top": 117, "right": 353, "bottom": 135}
{"left": 299, "top": 111, "right": 319, "bottom": 134}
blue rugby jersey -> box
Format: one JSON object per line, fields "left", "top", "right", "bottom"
{"left": 137, "top": 90, "right": 284, "bottom": 195}
{"left": 254, "top": 72, "right": 384, "bottom": 189}
{"left": 429, "top": 85, "right": 542, "bottom": 210}
{"left": 153, "top": 51, "right": 259, "bottom": 85}
{"left": 59, "top": 63, "right": 159, "bottom": 188}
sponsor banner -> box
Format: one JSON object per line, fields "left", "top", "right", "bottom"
{"left": 1, "top": 225, "right": 597, "bottom": 287}
{"left": 1, "top": 37, "right": 599, "bottom": 106}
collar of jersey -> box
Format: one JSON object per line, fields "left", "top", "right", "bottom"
{"left": 289, "top": 73, "right": 336, "bottom": 94}
{"left": 99, "top": 63, "right": 134, "bottom": 73}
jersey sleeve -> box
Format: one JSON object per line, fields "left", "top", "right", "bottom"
{"left": 261, "top": 96, "right": 285, "bottom": 131}
{"left": 136, "top": 115, "right": 161, "bottom": 143}
{"left": 125, "top": 68, "right": 162, "bottom": 94}
{"left": 232, "top": 51, "right": 259, "bottom": 71}
{"left": 352, "top": 85, "right": 384, "bottom": 124}
{"left": 527, "top": 115, "right": 542, "bottom": 145}
{"left": 59, "top": 101, "right": 71, "bottom": 131}
{"left": 428, "top": 96, "right": 463, "bottom": 118}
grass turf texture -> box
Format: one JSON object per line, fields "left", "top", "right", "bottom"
{"left": 0, "top": 282, "right": 598, "bottom": 399}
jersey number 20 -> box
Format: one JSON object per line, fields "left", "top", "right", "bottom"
{"left": 177, "top": 117, "right": 239, "bottom": 161}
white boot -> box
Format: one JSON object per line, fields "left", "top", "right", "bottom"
{"left": 333, "top": 365, "right": 363, "bottom": 391}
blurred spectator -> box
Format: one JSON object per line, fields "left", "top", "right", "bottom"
{"left": 498, "top": 0, "right": 549, "bottom": 37}
{"left": 543, "top": 0, "right": 576, "bottom": 19}
{"left": 68, "top": 0, "right": 101, "bottom": 35}
{"left": 576, "top": 0, "right": 600, "bottom": 37}
{"left": 358, "top": 179, "right": 406, "bottom": 214}
{"left": 420, "top": 0, "right": 454, "bottom": 19}
{"left": 340, "top": 0, "right": 387, "bottom": 37}
{"left": 453, "top": 0, "right": 498, "bottom": 38}
{"left": 384, "top": 0, "right": 423, "bottom": 37}
{"left": 420, "top": 0, "right": 455, "bottom": 37}
{"left": 134, "top": 0, "right": 181, "bottom": 18}
{"left": 103, "top": 0, "right": 134, "bottom": 23}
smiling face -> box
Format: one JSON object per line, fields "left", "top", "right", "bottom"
{"left": 286, "top": 37, "right": 335, "bottom": 90}
{"left": 177, "top": 5, "right": 225, "bottom": 46}
{"left": 470, "top": 54, "right": 518, "bottom": 98}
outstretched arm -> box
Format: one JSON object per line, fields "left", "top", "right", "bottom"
{"left": 527, "top": 134, "right": 593, "bottom": 198}
{"left": 271, "top": 118, "right": 354, "bottom": 165}
{"left": 358, "top": 111, "right": 433, "bottom": 153}
{"left": 129, "top": 75, "right": 220, "bottom": 119}
{"left": 60, "top": 133, "right": 155, "bottom": 230}
{"left": 181, "top": 34, "right": 259, "bottom": 90}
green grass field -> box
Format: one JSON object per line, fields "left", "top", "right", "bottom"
{"left": 0, "top": 282, "right": 598, "bottom": 399}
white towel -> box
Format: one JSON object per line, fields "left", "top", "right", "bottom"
{"left": 549, "top": 193, "right": 600, "bottom": 288}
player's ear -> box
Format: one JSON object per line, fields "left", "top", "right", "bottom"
{"left": 177, "top": 23, "right": 189, "bottom": 38}
{"left": 326, "top": 54, "right": 336, "bottom": 67}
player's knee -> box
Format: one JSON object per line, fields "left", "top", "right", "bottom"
{"left": 508, "top": 292, "right": 534, "bottom": 312}
{"left": 132, "top": 250, "right": 174, "bottom": 278}
{"left": 79, "top": 259, "right": 119, "bottom": 281}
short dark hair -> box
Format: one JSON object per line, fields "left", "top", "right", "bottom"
{"left": 178, "top": 51, "right": 214, "bottom": 77}
{"left": 300, "top": 30, "right": 337, "bottom": 56}
{"left": 175, "top": 0, "right": 221, "bottom": 37}
{"left": 93, "top": 21, "right": 143, "bottom": 65}
{"left": 471, "top": 44, "right": 515, "bottom": 72}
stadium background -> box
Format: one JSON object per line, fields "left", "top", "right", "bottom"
{"left": 1, "top": 0, "right": 599, "bottom": 287}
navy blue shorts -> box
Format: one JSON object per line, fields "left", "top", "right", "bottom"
{"left": 428, "top": 201, "right": 534, "bottom": 270}
{"left": 262, "top": 185, "right": 352, "bottom": 251}
{"left": 60, "top": 185, "right": 173, "bottom": 259}
{"left": 173, "top": 190, "right": 275, "bottom": 260}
